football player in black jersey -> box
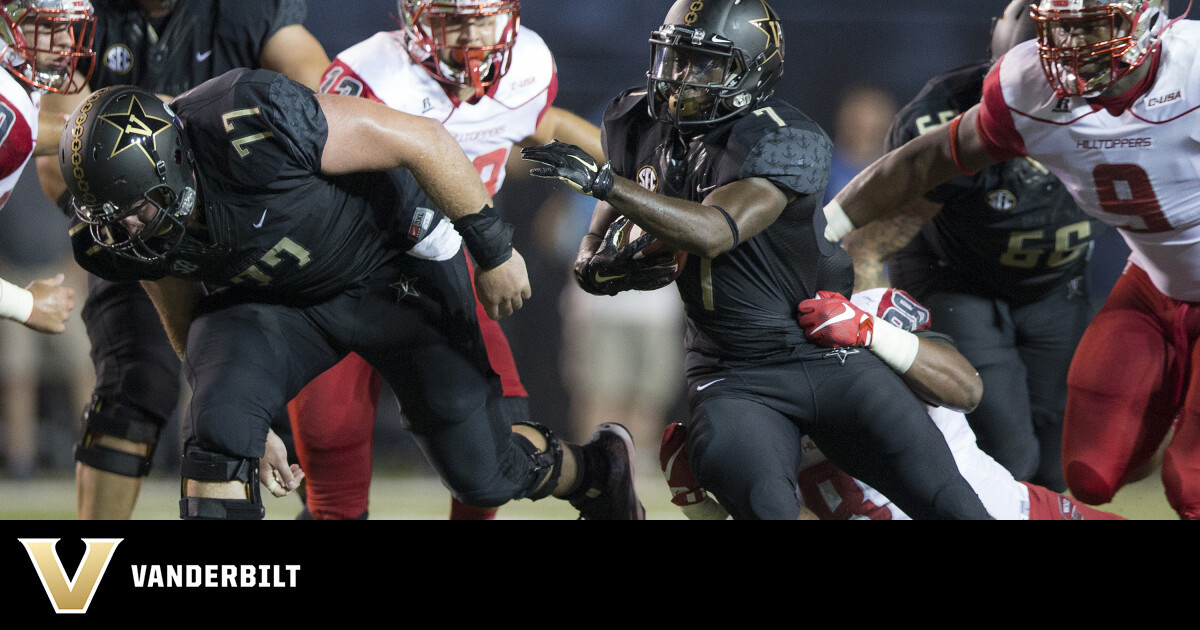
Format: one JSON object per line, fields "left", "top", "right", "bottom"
{"left": 840, "top": 0, "right": 1104, "bottom": 492}
{"left": 34, "top": 0, "right": 331, "bottom": 519}
{"left": 61, "top": 71, "right": 643, "bottom": 520}
{"left": 523, "top": 0, "right": 990, "bottom": 519}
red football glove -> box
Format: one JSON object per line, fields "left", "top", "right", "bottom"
{"left": 797, "top": 290, "right": 874, "bottom": 348}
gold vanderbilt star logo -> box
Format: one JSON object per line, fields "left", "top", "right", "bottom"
{"left": 749, "top": 1, "right": 782, "bottom": 64}
{"left": 98, "top": 95, "right": 174, "bottom": 167}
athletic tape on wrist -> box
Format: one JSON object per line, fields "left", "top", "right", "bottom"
{"left": 823, "top": 200, "right": 855, "bottom": 243}
{"left": 869, "top": 316, "right": 920, "bottom": 374}
{"left": 0, "top": 278, "right": 34, "bottom": 323}
{"left": 453, "top": 205, "right": 514, "bottom": 270}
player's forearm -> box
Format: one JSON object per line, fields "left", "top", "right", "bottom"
{"left": 140, "top": 278, "right": 203, "bottom": 359}
{"left": 897, "top": 339, "right": 982, "bottom": 413}
{"left": 604, "top": 177, "right": 734, "bottom": 259}
{"left": 829, "top": 128, "right": 961, "bottom": 239}
{"left": 842, "top": 214, "right": 926, "bottom": 292}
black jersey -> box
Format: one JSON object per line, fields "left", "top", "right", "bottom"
{"left": 886, "top": 61, "right": 1104, "bottom": 304}
{"left": 86, "top": 0, "right": 304, "bottom": 96}
{"left": 603, "top": 89, "right": 851, "bottom": 360}
{"left": 73, "top": 69, "right": 430, "bottom": 303}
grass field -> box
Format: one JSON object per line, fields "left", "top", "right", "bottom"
{"left": 0, "top": 465, "right": 1180, "bottom": 520}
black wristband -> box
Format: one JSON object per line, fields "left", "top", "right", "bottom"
{"left": 591, "top": 162, "right": 615, "bottom": 201}
{"left": 453, "top": 205, "right": 515, "bottom": 271}
{"left": 711, "top": 205, "right": 740, "bottom": 249}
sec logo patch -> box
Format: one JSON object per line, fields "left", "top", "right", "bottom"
{"left": 986, "top": 189, "right": 1016, "bottom": 212}
{"left": 105, "top": 44, "right": 133, "bottom": 74}
{"left": 637, "top": 165, "right": 659, "bottom": 192}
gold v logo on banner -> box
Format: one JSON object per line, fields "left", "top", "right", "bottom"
{"left": 19, "top": 538, "right": 123, "bottom": 614}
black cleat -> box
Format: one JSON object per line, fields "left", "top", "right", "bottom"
{"left": 569, "top": 422, "right": 646, "bottom": 520}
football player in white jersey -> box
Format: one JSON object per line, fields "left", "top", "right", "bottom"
{"left": 825, "top": 0, "right": 1200, "bottom": 519}
{"left": 290, "top": 0, "right": 604, "bottom": 520}
{"left": 0, "top": 1, "right": 93, "bottom": 334}
{"left": 659, "top": 288, "right": 1126, "bottom": 521}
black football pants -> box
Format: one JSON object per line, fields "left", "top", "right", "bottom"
{"left": 684, "top": 348, "right": 991, "bottom": 520}
{"left": 181, "top": 252, "right": 536, "bottom": 507}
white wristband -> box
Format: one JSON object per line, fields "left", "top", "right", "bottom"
{"left": 0, "top": 278, "right": 34, "bottom": 323}
{"left": 823, "top": 199, "right": 855, "bottom": 243}
{"left": 869, "top": 316, "right": 920, "bottom": 374}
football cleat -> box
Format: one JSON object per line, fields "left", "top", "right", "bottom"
{"left": 569, "top": 423, "right": 645, "bottom": 520}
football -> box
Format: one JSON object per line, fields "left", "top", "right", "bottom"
{"left": 613, "top": 216, "right": 688, "bottom": 286}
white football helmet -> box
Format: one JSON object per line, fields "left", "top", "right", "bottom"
{"left": 1031, "top": 0, "right": 1173, "bottom": 97}
{"left": 0, "top": 0, "right": 95, "bottom": 94}
{"left": 397, "top": 0, "right": 519, "bottom": 98}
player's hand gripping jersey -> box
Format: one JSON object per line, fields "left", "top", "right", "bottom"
{"left": 71, "top": 69, "right": 434, "bottom": 301}
{"left": 979, "top": 23, "right": 1200, "bottom": 301}
{"left": 602, "top": 88, "right": 848, "bottom": 360}
{"left": 888, "top": 60, "right": 1103, "bottom": 304}
{"left": 319, "top": 26, "right": 556, "bottom": 197}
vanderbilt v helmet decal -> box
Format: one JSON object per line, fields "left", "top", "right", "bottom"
{"left": 98, "top": 94, "right": 174, "bottom": 167}
{"left": 20, "top": 538, "right": 123, "bottom": 614}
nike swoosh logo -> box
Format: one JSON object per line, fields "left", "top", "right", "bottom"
{"left": 253, "top": 209, "right": 268, "bottom": 229}
{"left": 594, "top": 271, "right": 625, "bottom": 283}
{"left": 696, "top": 378, "right": 725, "bottom": 391}
{"left": 569, "top": 154, "right": 597, "bottom": 173}
{"left": 195, "top": 50, "right": 213, "bottom": 62}
{"left": 809, "top": 304, "right": 856, "bottom": 335}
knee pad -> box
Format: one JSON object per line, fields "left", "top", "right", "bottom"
{"left": 73, "top": 395, "right": 165, "bottom": 478}
{"left": 178, "top": 451, "right": 264, "bottom": 520}
{"left": 511, "top": 421, "right": 563, "bottom": 501}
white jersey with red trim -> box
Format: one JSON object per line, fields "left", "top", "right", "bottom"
{"left": 794, "top": 289, "right": 1031, "bottom": 520}
{"left": 0, "top": 69, "right": 38, "bottom": 212}
{"left": 321, "top": 26, "right": 557, "bottom": 197}
{"left": 979, "top": 22, "right": 1200, "bottom": 301}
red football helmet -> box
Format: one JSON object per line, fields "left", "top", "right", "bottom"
{"left": 1031, "top": 0, "right": 1176, "bottom": 97}
{"left": 398, "top": 0, "right": 520, "bottom": 99}
{"left": 0, "top": 0, "right": 95, "bottom": 94}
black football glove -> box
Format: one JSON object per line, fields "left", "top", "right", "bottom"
{"left": 574, "top": 217, "right": 679, "bottom": 296}
{"left": 522, "top": 141, "right": 615, "bottom": 201}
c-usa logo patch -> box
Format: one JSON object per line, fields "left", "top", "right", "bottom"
{"left": 104, "top": 44, "right": 133, "bottom": 75}
{"left": 637, "top": 165, "right": 659, "bottom": 192}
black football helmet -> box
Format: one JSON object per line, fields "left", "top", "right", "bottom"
{"left": 647, "top": 0, "right": 784, "bottom": 129}
{"left": 989, "top": 0, "right": 1038, "bottom": 63}
{"left": 60, "top": 85, "right": 199, "bottom": 264}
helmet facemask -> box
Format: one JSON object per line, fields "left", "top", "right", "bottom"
{"left": 647, "top": 26, "right": 751, "bottom": 129}
{"left": 75, "top": 182, "right": 197, "bottom": 265}
{"left": 1, "top": 0, "right": 95, "bottom": 94}
{"left": 1032, "top": 0, "right": 1171, "bottom": 97}
{"left": 399, "top": 0, "right": 519, "bottom": 99}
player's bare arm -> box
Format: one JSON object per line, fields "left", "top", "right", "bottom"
{"left": 841, "top": 197, "right": 939, "bottom": 292}
{"left": 522, "top": 106, "right": 605, "bottom": 162}
{"left": 830, "top": 105, "right": 997, "bottom": 240}
{"left": 902, "top": 337, "right": 983, "bottom": 413}
{"left": 258, "top": 24, "right": 331, "bottom": 92}
{"left": 139, "top": 277, "right": 204, "bottom": 359}
{"left": 524, "top": 140, "right": 790, "bottom": 259}
{"left": 318, "top": 93, "right": 530, "bottom": 319}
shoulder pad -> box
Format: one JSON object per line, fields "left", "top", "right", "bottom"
{"left": 730, "top": 103, "right": 831, "bottom": 195}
